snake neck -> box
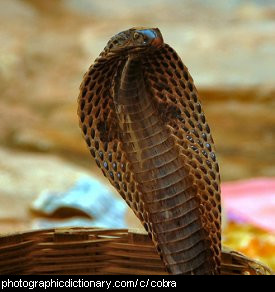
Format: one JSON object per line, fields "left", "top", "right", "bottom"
{"left": 112, "top": 55, "right": 218, "bottom": 274}
{"left": 113, "top": 55, "right": 145, "bottom": 108}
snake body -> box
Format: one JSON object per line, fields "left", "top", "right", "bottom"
{"left": 78, "top": 28, "right": 221, "bottom": 274}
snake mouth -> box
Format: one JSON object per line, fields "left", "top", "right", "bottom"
{"left": 127, "top": 44, "right": 163, "bottom": 53}
{"left": 106, "top": 45, "right": 163, "bottom": 59}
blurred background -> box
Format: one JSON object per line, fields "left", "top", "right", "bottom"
{"left": 0, "top": 0, "right": 274, "bottom": 270}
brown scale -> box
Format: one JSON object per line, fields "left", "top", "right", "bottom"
{"left": 77, "top": 28, "right": 221, "bottom": 274}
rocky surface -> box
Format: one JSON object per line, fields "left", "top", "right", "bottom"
{"left": 0, "top": 148, "right": 89, "bottom": 233}
{"left": 0, "top": 0, "right": 274, "bottom": 235}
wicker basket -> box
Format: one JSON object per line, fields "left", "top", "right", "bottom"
{"left": 0, "top": 227, "right": 272, "bottom": 275}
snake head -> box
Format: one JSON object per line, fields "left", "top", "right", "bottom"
{"left": 104, "top": 27, "right": 164, "bottom": 57}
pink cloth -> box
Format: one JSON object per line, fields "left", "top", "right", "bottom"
{"left": 221, "top": 178, "right": 275, "bottom": 233}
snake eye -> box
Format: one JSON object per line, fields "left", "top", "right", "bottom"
{"left": 133, "top": 32, "right": 149, "bottom": 45}
{"left": 133, "top": 32, "right": 141, "bottom": 40}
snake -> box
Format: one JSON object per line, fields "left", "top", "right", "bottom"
{"left": 77, "top": 27, "right": 221, "bottom": 275}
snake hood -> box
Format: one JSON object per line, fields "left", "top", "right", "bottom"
{"left": 78, "top": 27, "right": 222, "bottom": 275}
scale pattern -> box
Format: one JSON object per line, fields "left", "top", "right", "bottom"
{"left": 77, "top": 29, "right": 221, "bottom": 274}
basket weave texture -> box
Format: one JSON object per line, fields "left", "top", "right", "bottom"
{"left": 0, "top": 227, "right": 272, "bottom": 275}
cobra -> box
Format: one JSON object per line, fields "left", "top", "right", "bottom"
{"left": 78, "top": 27, "right": 221, "bottom": 275}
